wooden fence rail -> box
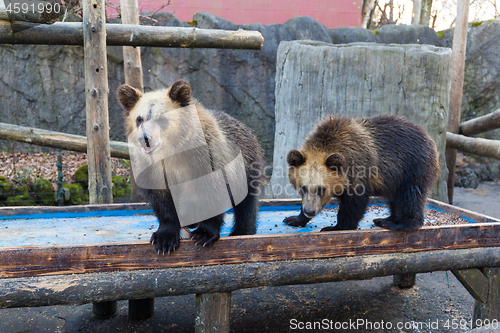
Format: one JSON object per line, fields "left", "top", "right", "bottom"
{"left": 0, "top": 21, "right": 264, "bottom": 49}
{"left": 0, "top": 122, "right": 129, "bottom": 159}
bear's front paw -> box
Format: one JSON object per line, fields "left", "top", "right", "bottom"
{"left": 320, "top": 225, "right": 342, "bottom": 231}
{"left": 150, "top": 229, "right": 180, "bottom": 254}
{"left": 283, "top": 215, "right": 308, "bottom": 227}
{"left": 190, "top": 228, "right": 220, "bottom": 247}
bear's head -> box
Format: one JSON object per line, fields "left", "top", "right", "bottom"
{"left": 287, "top": 149, "right": 348, "bottom": 218}
{"left": 117, "top": 79, "right": 193, "bottom": 155}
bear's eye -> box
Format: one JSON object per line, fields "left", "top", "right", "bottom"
{"left": 317, "top": 186, "right": 326, "bottom": 196}
{"left": 136, "top": 116, "right": 143, "bottom": 127}
{"left": 299, "top": 185, "right": 307, "bottom": 194}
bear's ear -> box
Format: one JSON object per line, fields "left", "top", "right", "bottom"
{"left": 117, "top": 84, "right": 142, "bottom": 115}
{"left": 326, "top": 153, "right": 345, "bottom": 172}
{"left": 168, "top": 79, "right": 192, "bottom": 107}
{"left": 287, "top": 149, "right": 306, "bottom": 167}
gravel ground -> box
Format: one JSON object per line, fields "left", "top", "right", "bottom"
{"left": 1, "top": 182, "right": 499, "bottom": 333}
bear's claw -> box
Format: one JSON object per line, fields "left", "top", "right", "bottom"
{"left": 283, "top": 215, "right": 308, "bottom": 227}
{"left": 191, "top": 228, "right": 220, "bottom": 247}
{"left": 150, "top": 230, "right": 180, "bottom": 254}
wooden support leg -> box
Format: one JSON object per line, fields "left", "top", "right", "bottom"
{"left": 92, "top": 301, "right": 118, "bottom": 319}
{"left": 393, "top": 273, "right": 416, "bottom": 288}
{"left": 469, "top": 268, "right": 500, "bottom": 327}
{"left": 129, "top": 298, "right": 154, "bottom": 320}
{"left": 195, "top": 292, "right": 231, "bottom": 333}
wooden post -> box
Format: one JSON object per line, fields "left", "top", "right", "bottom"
{"left": 195, "top": 292, "right": 231, "bottom": 333}
{"left": 83, "top": 0, "right": 112, "bottom": 204}
{"left": 394, "top": 273, "right": 417, "bottom": 289}
{"left": 445, "top": 0, "right": 469, "bottom": 204}
{"left": 472, "top": 268, "right": 500, "bottom": 328}
{"left": 120, "top": 0, "right": 143, "bottom": 204}
{"left": 129, "top": 298, "right": 154, "bottom": 320}
{"left": 83, "top": 0, "right": 115, "bottom": 317}
{"left": 412, "top": 0, "right": 422, "bottom": 24}
{"left": 119, "top": 0, "right": 151, "bottom": 317}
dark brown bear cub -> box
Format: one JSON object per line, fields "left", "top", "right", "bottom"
{"left": 118, "top": 79, "right": 263, "bottom": 253}
{"left": 284, "top": 115, "right": 440, "bottom": 231}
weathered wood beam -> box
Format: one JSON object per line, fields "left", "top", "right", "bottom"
{"left": 473, "top": 268, "right": 500, "bottom": 326}
{"left": 446, "top": 0, "right": 470, "bottom": 204}
{"left": 0, "top": 122, "right": 129, "bottom": 159}
{"left": 0, "top": 0, "right": 59, "bottom": 24}
{"left": 2, "top": 223, "right": 500, "bottom": 279}
{"left": 460, "top": 109, "right": 500, "bottom": 136}
{"left": 446, "top": 132, "right": 500, "bottom": 160}
{"left": 0, "top": 21, "right": 264, "bottom": 49}
{"left": 452, "top": 268, "right": 488, "bottom": 303}
{"left": 2, "top": 246, "right": 500, "bottom": 309}
{"left": 195, "top": 292, "right": 231, "bottom": 333}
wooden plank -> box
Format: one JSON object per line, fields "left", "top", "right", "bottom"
{"left": 460, "top": 108, "right": 500, "bottom": 136}
{"left": 1, "top": 223, "right": 500, "bottom": 279}
{"left": 427, "top": 198, "right": 500, "bottom": 223}
{"left": 446, "top": 132, "right": 500, "bottom": 160}
{"left": 83, "top": 0, "right": 112, "bottom": 205}
{"left": 473, "top": 268, "right": 500, "bottom": 326}
{"left": 195, "top": 292, "right": 231, "bottom": 333}
{"left": 0, "top": 122, "right": 129, "bottom": 159}
{"left": 0, "top": 1, "right": 59, "bottom": 24}
{"left": 452, "top": 268, "right": 488, "bottom": 303}
{"left": 2, "top": 247, "right": 500, "bottom": 308}
{"left": 1, "top": 197, "right": 497, "bottom": 222}
{"left": 0, "top": 21, "right": 264, "bottom": 49}
{"left": 445, "top": 0, "right": 470, "bottom": 204}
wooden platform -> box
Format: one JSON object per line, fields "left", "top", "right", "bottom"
{"left": 1, "top": 198, "right": 499, "bottom": 330}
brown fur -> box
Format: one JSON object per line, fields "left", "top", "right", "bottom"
{"left": 118, "top": 79, "right": 263, "bottom": 253}
{"left": 284, "top": 114, "right": 440, "bottom": 231}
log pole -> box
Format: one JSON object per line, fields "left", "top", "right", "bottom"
{"left": 0, "top": 20, "right": 264, "bottom": 49}
{"left": 120, "top": 0, "right": 150, "bottom": 317}
{"left": 120, "top": 0, "right": 143, "bottom": 204}
{"left": 83, "top": 0, "right": 115, "bottom": 317}
{"left": 195, "top": 292, "right": 231, "bottom": 333}
{"left": 445, "top": 0, "right": 469, "bottom": 204}
{"left": 0, "top": 122, "right": 129, "bottom": 159}
{"left": 460, "top": 109, "right": 500, "bottom": 136}
{"left": 446, "top": 132, "right": 500, "bottom": 160}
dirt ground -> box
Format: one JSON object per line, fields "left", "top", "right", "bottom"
{"left": 0, "top": 182, "right": 499, "bottom": 333}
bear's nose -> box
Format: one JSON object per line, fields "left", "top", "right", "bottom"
{"left": 303, "top": 208, "right": 315, "bottom": 217}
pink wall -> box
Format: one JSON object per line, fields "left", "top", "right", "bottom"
{"left": 109, "top": 0, "right": 362, "bottom": 29}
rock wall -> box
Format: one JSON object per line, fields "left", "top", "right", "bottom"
{"left": 1, "top": 13, "right": 499, "bottom": 165}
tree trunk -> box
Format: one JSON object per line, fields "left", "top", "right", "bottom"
{"left": 270, "top": 41, "right": 452, "bottom": 202}
{"left": 419, "top": 0, "right": 433, "bottom": 26}
{"left": 412, "top": 0, "right": 422, "bottom": 24}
